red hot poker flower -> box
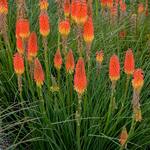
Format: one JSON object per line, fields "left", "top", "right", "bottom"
{"left": 54, "top": 49, "right": 62, "bottom": 70}
{"left": 65, "top": 49, "right": 75, "bottom": 74}
{"left": 74, "top": 57, "right": 87, "bottom": 95}
{"left": 120, "top": 3, "right": 126, "bottom": 12}
{"left": 64, "top": 0, "right": 70, "bottom": 18}
{"left": 71, "top": 0, "right": 77, "bottom": 21}
{"left": 39, "top": 0, "right": 49, "bottom": 11}
{"left": 110, "top": 6, "right": 117, "bottom": 16}
{"left": 0, "top": 0, "right": 8, "bottom": 14}
{"left": 124, "top": 48, "right": 135, "bottom": 75}
{"left": 107, "top": 0, "right": 113, "bottom": 9}
{"left": 109, "top": 54, "right": 120, "bottom": 81}
{"left": 16, "top": 37, "right": 24, "bottom": 55}
{"left": 34, "top": 58, "right": 45, "bottom": 87}
{"left": 101, "top": 0, "right": 107, "bottom": 8}
{"left": 119, "top": 127, "right": 128, "bottom": 146}
{"left": 75, "top": 0, "right": 88, "bottom": 25}
{"left": 16, "top": 19, "right": 30, "bottom": 39}
{"left": 83, "top": 17, "right": 94, "bottom": 44}
{"left": 132, "top": 69, "right": 144, "bottom": 91}
{"left": 138, "top": 3, "right": 144, "bottom": 14}
{"left": 28, "top": 32, "right": 38, "bottom": 58}
{"left": 13, "top": 52, "right": 24, "bottom": 75}
{"left": 58, "top": 20, "right": 70, "bottom": 37}
{"left": 39, "top": 12, "right": 50, "bottom": 37}
{"left": 96, "top": 50, "right": 104, "bottom": 64}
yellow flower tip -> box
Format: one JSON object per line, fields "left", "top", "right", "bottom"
{"left": 134, "top": 107, "right": 142, "bottom": 122}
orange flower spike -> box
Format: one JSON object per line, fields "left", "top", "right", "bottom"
{"left": 119, "top": 127, "right": 128, "bottom": 146}
{"left": 110, "top": 6, "right": 117, "bottom": 16}
{"left": 39, "top": 0, "right": 49, "bottom": 11}
{"left": 124, "top": 49, "right": 135, "bottom": 75}
{"left": 66, "top": 49, "right": 75, "bottom": 74}
{"left": 0, "top": 0, "right": 8, "bottom": 14}
{"left": 119, "top": 30, "right": 126, "bottom": 39}
{"left": 96, "top": 50, "right": 104, "bottom": 64}
{"left": 75, "top": 0, "right": 88, "bottom": 25}
{"left": 64, "top": 0, "right": 70, "bottom": 18}
{"left": 107, "top": 0, "right": 113, "bottom": 9}
{"left": 83, "top": 17, "right": 94, "bottom": 44}
{"left": 109, "top": 54, "right": 120, "bottom": 81}
{"left": 74, "top": 57, "right": 87, "bottom": 95}
{"left": 34, "top": 58, "right": 45, "bottom": 87}
{"left": 28, "top": 32, "right": 38, "bottom": 58}
{"left": 120, "top": 3, "right": 126, "bottom": 12}
{"left": 39, "top": 12, "right": 50, "bottom": 37}
{"left": 13, "top": 53, "right": 24, "bottom": 75}
{"left": 132, "top": 69, "right": 144, "bottom": 91}
{"left": 54, "top": 49, "right": 62, "bottom": 70}
{"left": 17, "top": 19, "right": 30, "bottom": 39}
{"left": 101, "top": 0, "right": 107, "bottom": 8}
{"left": 71, "top": 0, "right": 77, "bottom": 21}
{"left": 138, "top": 3, "right": 144, "bottom": 14}
{"left": 58, "top": 20, "right": 70, "bottom": 37}
{"left": 16, "top": 37, "right": 24, "bottom": 55}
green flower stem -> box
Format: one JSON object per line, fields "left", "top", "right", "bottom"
{"left": 110, "top": 75, "right": 130, "bottom": 134}
{"left": 76, "top": 94, "right": 82, "bottom": 150}
{"left": 43, "top": 37, "right": 51, "bottom": 90}
{"left": 37, "top": 86, "right": 46, "bottom": 120}
{"left": 104, "top": 83, "right": 115, "bottom": 133}
{"left": 96, "top": 0, "right": 99, "bottom": 16}
{"left": 69, "top": 74, "right": 73, "bottom": 113}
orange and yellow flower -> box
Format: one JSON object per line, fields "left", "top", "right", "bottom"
{"left": 119, "top": 127, "right": 128, "bottom": 146}
{"left": 96, "top": 50, "right": 104, "bottom": 64}
{"left": 16, "top": 19, "right": 30, "bottom": 39}
{"left": 39, "top": 12, "right": 50, "bottom": 37}
{"left": 101, "top": 0, "right": 107, "bottom": 8}
{"left": 34, "top": 58, "right": 45, "bottom": 87}
{"left": 65, "top": 49, "right": 75, "bottom": 74}
{"left": 58, "top": 20, "right": 70, "bottom": 37}
{"left": 109, "top": 54, "right": 120, "bottom": 81}
{"left": 28, "top": 32, "right": 38, "bottom": 58}
{"left": 124, "top": 48, "right": 135, "bottom": 75}
{"left": 39, "top": 0, "right": 49, "bottom": 11}
{"left": 120, "top": 2, "right": 126, "bottom": 12}
{"left": 74, "top": 57, "right": 87, "bottom": 95}
{"left": 110, "top": 6, "right": 117, "bottom": 16}
{"left": 16, "top": 37, "right": 24, "bottom": 55}
{"left": 71, "top": 0, "right": 77, "bottom": 21}
{"left": 0, "top": 0, "right": 8, "bottom": 14}
{"left": 74, "top": 0, "right": 88, "bottom": 25}
{"left": 83, "top": 17, "right": 94, "bottom": 44}
{"left": 132, "top": 69, "right": 144, "bottom": 91}
{"left": 13, "top": 52, "right": 24, "bottom": 75}
{"left": 64, "top": 0, "right": 70, "bottom": 18}
{"left": 138, "top": 3, "right": 144, "bottom": 14}
{"left": 54, "top": 48, "right": 62, "bottom": 70}
{"left": 107, "top": 0, "right": 113, "bottom": 9}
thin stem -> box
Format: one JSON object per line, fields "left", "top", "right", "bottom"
{"left": 43, "top": 37, "right": 51, "bottom": 90}
{"left": 104, "top": 82, "right": 115, "bottom": 133}
{"left": 76, "top": 94, "right": 82, "bottom": 150}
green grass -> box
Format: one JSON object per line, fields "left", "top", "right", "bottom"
{"left": 0, "top": 0, "right": 150, "bottom": 149}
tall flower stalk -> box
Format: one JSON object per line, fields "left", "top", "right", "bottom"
{"left": 105, "top": 54, "right": 120, "bottom": 132}
{"left": 39, "top": 4, "right": 51, "bottom": 90}
{"left": 74, "top": 57, "right": 87, "bottom": 150}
